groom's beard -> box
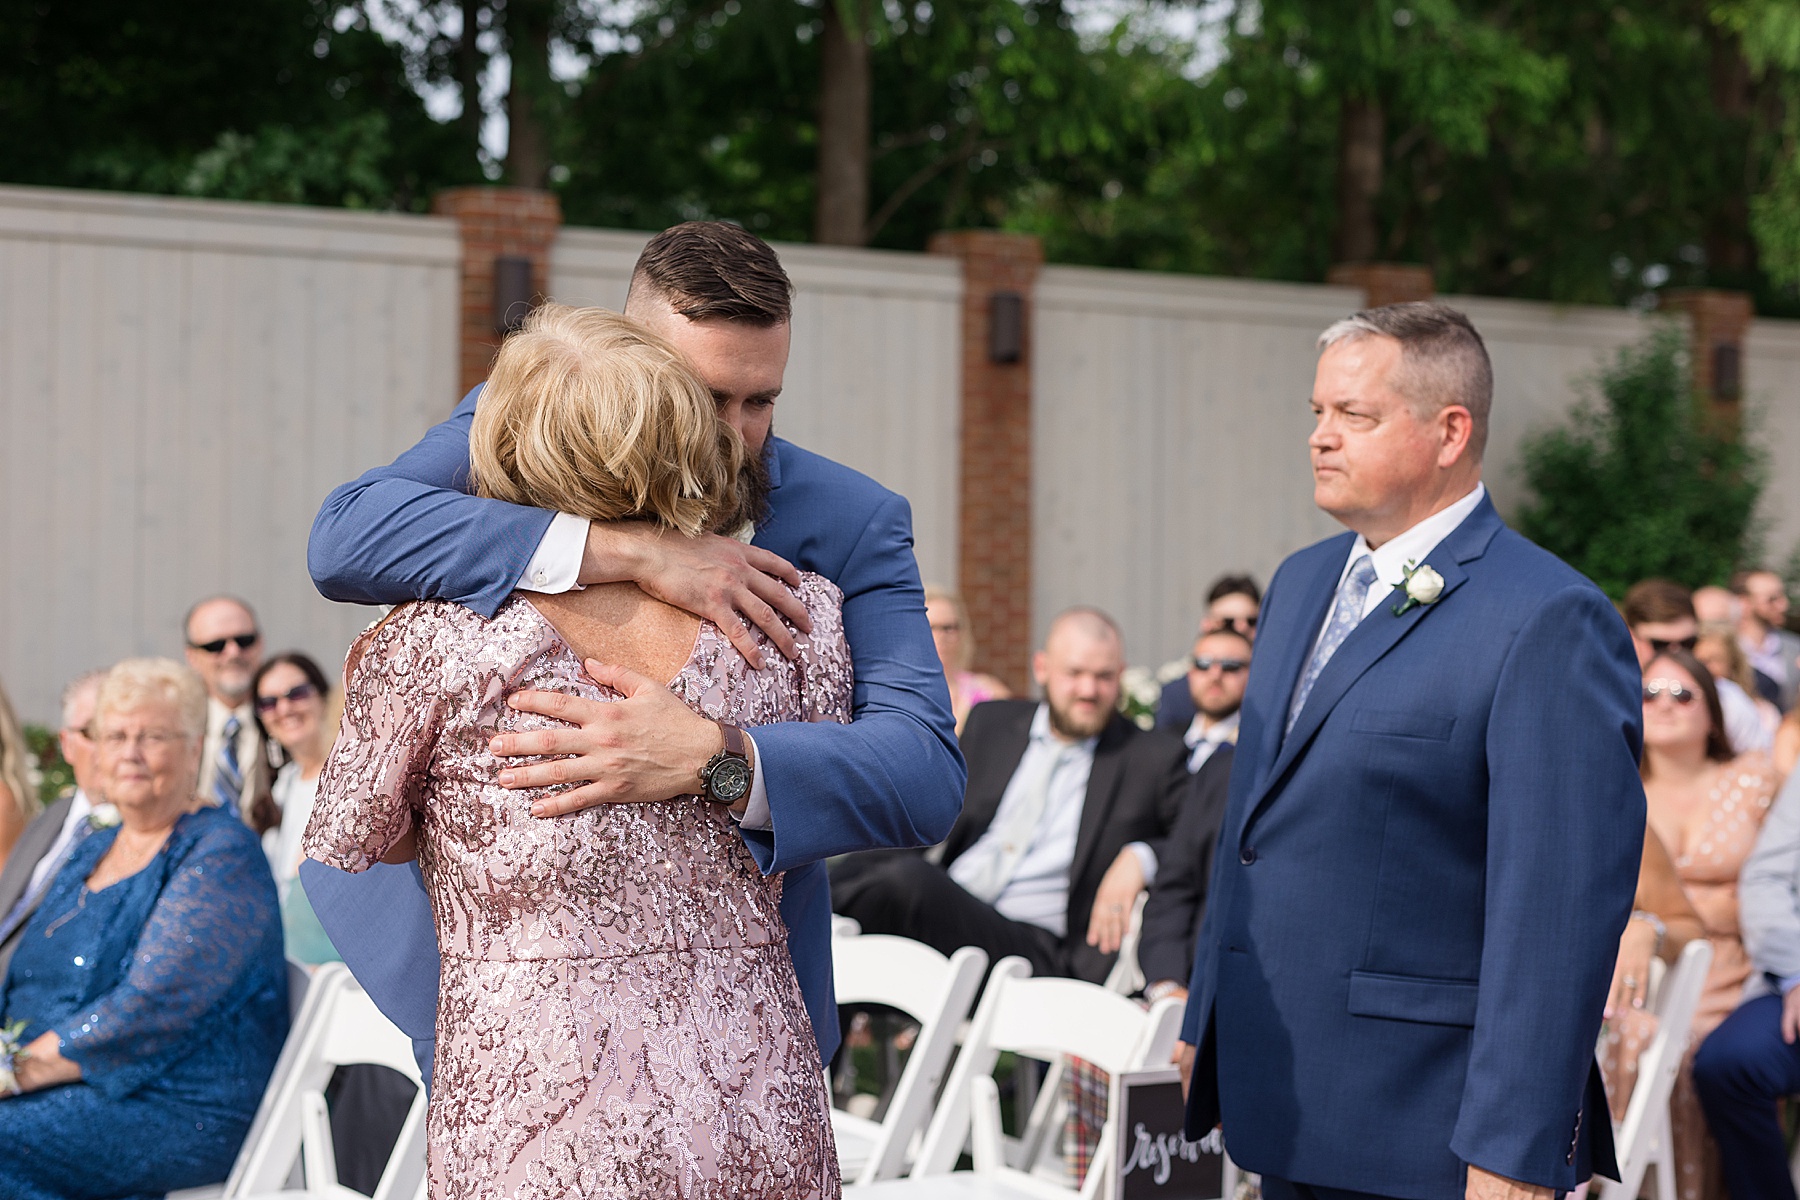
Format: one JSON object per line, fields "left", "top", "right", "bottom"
{"left": 714, "top": 442, "right": 772, "bottom": 535}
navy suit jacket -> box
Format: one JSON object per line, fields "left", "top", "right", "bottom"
{"left": 300, "top": 385, "right": 966, "bottom": 1078}
{"left": 1181, "top": 496, "right": 1643, "bottom": 1199}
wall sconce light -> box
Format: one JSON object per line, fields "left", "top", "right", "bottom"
{"left": 1713, "top": 343, "right": 1742, "bottom": 402}
{"left": 989, "top": 291, "right": 1024, "bottom": 364}
{"left": 493, "top": 256, "right": 535, "bottom": 335}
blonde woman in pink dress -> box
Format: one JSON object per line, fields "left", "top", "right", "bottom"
{"left": 303, "top": 306, "right": 847, "bottom": 1199}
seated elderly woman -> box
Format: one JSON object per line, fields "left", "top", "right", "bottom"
{"left": 0, "top": 658, "right": 287, "bottom": 1199}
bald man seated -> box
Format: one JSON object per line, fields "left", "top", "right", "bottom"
{"left": 830, "top": 608, "right": 1189, "bottom": 983}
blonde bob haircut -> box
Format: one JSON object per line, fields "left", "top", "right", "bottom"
{"left": 470, "top": 304, "right": 741, "bottom": 537}
{"left": 96, "top": 658, "right": 208, "bottom": 744}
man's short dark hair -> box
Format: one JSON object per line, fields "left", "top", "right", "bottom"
{"left": 1730, "top": 568, "right": 1782, "bottom": 596}
{"left": 1194, "top": 626, "right": 1253, "bottom": 657}
{"left": 629, "top": 221, "right": 793, "bottom": 326}
{"left": 1621, "top": 578, "right": 1695, "bottom": 628}
{"left": 1318, "top": 301, "right": 1494, "bottom": 459}
{"left": 1207, "top": 574, "right": 1262, "bottom": 606}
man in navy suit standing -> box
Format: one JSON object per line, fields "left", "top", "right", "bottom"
{"left": 299, "top": 222, "right": 965, "bottom": 1081}
{"left": 1179, "top": 303, "right": 1644, "bottom": 1200}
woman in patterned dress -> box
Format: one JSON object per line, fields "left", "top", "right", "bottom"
{"left": 303, "top": 306, "right": 847, "bottom": 1199}
{"left": 1600, "top": 647, "right": 1778, "bottom": 1200}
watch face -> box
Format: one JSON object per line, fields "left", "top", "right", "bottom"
{"left": 709, "top": 758, "right": 752, "bottom": 804}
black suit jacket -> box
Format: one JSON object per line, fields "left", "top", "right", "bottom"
{"left": 0, "top": 792, "right": 77, "bottom": 980}
{"left": 1137, "top": 747, "right": 1233, "bottom": 988}
{"left": 944, "top": 700, "right": 1188, "bottom": 983}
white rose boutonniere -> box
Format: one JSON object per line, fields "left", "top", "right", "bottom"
{"left": 1392, "top": 561, "right": 1446, "bottom": 617}
{"left": 0, "top": 1018, "right": 30, "bottom": 1096}
{"left": 86, "top": 803, "right": 121, "bottom": 832}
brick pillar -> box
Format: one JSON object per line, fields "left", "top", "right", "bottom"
{"left": 433, "top": 187, "right": 563, "bottom": 396}
{"left": 1325, "top": 262, "right": 1435, "bottom": 309}
{"left": 929, "top": 231, "right": 1043, "bottom": 695}
{"left": 1661, "top": 289, "right": 1754, "bottom": 412}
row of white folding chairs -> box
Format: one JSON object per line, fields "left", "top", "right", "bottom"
{"left": 168, "top": 960, "right": 427, "bottom": 1200}
{"left": 829, "top": 923, "right": 1184, "bottom": 1197}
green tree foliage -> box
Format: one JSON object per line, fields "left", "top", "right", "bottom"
{"left": 0, "top": 0, "right": 474, "bottom": 209}
{"left": 1517, "top": 325, "right": 1765, "bottom": 596}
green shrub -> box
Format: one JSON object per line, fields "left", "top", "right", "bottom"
{"left": 23, "top": 725, "right": 72, "bottom": 808}
{"left": 1517, "top": 324, "right": 1765, "bottom": 598}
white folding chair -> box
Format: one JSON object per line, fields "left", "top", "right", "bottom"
{"left": 222, "top": 964, "right": 429, "bottom": 1200}
{"left": 874, "top": 956, "right": 1181, "bottom": 1198}
{"left": 1102, "top": 892, "right": 1150, "bottom": 997}
{"left": 1598, "top": 939, "right": 1714, "bottom": 1200}
{"left": 832, "top": 935, "right": 988, "bottom": 1183}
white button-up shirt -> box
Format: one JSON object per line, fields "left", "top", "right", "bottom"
{"left": 1317, "top": 483, "right": 1487, "bottom": 643}
{"left": 1183, "top": 710, "right": 1239, "bottom": 773}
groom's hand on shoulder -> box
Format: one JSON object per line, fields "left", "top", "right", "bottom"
{"left": 492, "top": 662, "right": 725, "bottom": 815}
{"left": 1466, "top": 1165, "right": 1551, "bottom": 1200}
{"left": 582, "top": 522, "right": 809, "bottom": 669}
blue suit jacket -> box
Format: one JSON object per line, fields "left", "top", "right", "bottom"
{"left": 300, "top": 386, "right": 966, "bottom": 1079}
{"left": 1181, "top": 497, "right": 1643, "bottom": 1199}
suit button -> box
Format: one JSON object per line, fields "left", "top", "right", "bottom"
{"left": 1239, "top": 846, "right": 1257, "bottom": 865}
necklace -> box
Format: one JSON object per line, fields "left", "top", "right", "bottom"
{"left": 40, "top": 889, "right": 87, "bottom": 940}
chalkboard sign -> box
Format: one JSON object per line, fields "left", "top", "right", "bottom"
{"left": 1108, "top": 1067, "right": 1232, "bottom": 1200}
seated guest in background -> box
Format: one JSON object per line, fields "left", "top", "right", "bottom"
{"left": 1698, "top": 623, "right": 1783, "bottom": 751}
{"left": 184, "top": 595, "right": 265, "bottom": 816}
{"left": 1157, "top": 574, "right": 1260, "bottom": 732}
{"left": 833, "top": 608, "right": 1187, "bottom": 982}
{"left": 1694, "top": 765, "right": 1800, "bottom": 1200}
{"left": 1694, "top": 584, "right": 1739, "bottom": 628}
{"left": 1627, "top": 649, "right": 1778, "bottom": 1200}
{"left": 1625, "top": 578, "right": 1772, "bottom": 754}
{"left": 1175, "top": 628, "right": 1250, "bottom": 773}
{"left": 926, "top": 584, "right": 1012, "bottom": 733}
{"left": 0, "top": 678, "right": 36, "bottom": 865}
{"left": 250, "top": 652, "right": 340, "bottom": 964}
{"left": 1135, "top": 747, "right": 1235, "bottom": 1005}
{"left": 1736, "top": 569, "right": 1800, "bottom": 712}
{"left": 0, "top": 671, "right": 105, "bottom": 979}
{"left": 1597, "top": 828, "right": 1705, "bottom": 1120}
{"left": 0, "top": 658, "right": 287, "bottom": 1200}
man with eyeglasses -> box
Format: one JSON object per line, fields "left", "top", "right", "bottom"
{"left": 1621, "top": 577, "right": 1770, "bottom": 753}
{"left": 1179, "top": 628, "right": 1251, "bottom": 774}
{"left": 182, "top": 596, "right": 264, "bottom": 814}
{"left": 0, "top": 670, "right": 106, "bottom": 978}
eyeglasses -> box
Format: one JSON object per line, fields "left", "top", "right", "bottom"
{"left": 1192, "top": 657, "right": 1249, "bottom": 674}
{"left": 189, "top": 633, "right": 260, "bottom": 655}
{"left": 1647, "top": 636, "right": 1698, "bottom": 654}
{"left": 1642, "top": 679, "right": 1698, "bottom": 706}
{"left": 255, "top": 682, "right": 319, "bottom": 713}
{"left": 98, "top": 729, "right": 188, "bottom": 752}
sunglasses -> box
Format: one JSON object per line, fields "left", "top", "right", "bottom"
{"left": 1216, "top": 615, "right": 1258, "bottom": 631}
{"left": 1192, "top": 657, "right": 1249, "bottom": 674}
{"left": 255, "top": 681, "right": 318, "bottom": 713}
{"left": 1647, "top": 636, "right": 1698, "bottom": 654}
{"left": 190, "top": 633, "right": 260, "bottom": 655}
{"left": 1642, "top": 679, "right": 1698, "bottom": 706}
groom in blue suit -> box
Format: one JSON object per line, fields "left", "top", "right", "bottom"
{"left": 299, "top": 222, "right": 964, "bottom": 1081}
{"left": 1180, "top": 303, "right": 1644, "bottom": 1200}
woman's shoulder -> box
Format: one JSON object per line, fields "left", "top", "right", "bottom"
{"left": 346, "top": 597, "right": 546, "bottom": 691}
{"left": 1722, "top": 751, "right": 1781, "bottom": 807}
{"left": 173, "top": 804, "right": 274, "bottom": 869}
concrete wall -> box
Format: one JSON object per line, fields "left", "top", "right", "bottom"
{"left": 0, "top": 186, "right": 459, "bottom": 722}
{"left": 550, "top": 229, "right": 964, "bottom": 591}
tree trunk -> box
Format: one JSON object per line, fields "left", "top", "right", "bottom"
{"left": 459, "top": 0, "right": 485, "bottom": 172}
{"left": 505, "top": 0, "right": 553, "bottom": 190}
{"left": 1706, "top": 32, "right": 1757, "bottom": 283}
{"left": 813, "top": 0, "right": 871, "bottom": 245}
{"left": 1333, "top": 96, "right": 1384, "bottom": 264}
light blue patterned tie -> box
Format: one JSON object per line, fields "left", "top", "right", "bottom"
{"left": 214, "top": 714, "right": 243, "bottom": 815}
{"left": 1286, "top": 555, "right": 1379, "bottom": 736}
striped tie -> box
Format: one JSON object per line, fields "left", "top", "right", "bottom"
{"left": 214, "top": 714, "right": 243, "bottom": 815}
{"left": 1286, "top": 555, "right": 1379, "bottom": 736}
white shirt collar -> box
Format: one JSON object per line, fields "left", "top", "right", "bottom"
{"left": 1340, "top": 482, "right": 1487, "bottom": 590}
{"left": 1184, "top": 709, "right": 1240, "bottom": 749}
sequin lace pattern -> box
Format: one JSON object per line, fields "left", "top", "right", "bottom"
{"left": 304, "top": 576, "right": 853, "bottom": 1200}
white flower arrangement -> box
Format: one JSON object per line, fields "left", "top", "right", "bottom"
{"left": 1119, "top": 666, "right": 1165, "bottom": 731}
{"left": 0, "top": 1018, "right": 29, "bottom": 1096}
{"left": 1392, "top": 561, "right": 1446, "bottom": 617}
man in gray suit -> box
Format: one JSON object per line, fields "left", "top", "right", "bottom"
{"left": 0, "top": 669, "right": 106, "bottom": 978}
{"left": 1694, "top": 767, "right": 1800, "bottom": 1200}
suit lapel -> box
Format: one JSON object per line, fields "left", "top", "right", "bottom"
{"left": 1247, "top": 497, "right": 1505, "bottom": 822}
{"left": 0, "top": 794, "right": 73, "bottom": 916}
{"left": 1248, "top": 538, "right": 1352, "bottom": 798}
{"left": 1069, "top": 717, "right": 1130, "bottom": 888}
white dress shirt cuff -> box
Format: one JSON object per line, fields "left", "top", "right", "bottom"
{"left": 731, "top": 733, "right": 773, "bottom": 831}
{"left": 518, "top": 512, "right": 588, "bottom": 594}
{"left": 1127, "top": 841, "right": 1158, "bottom": 887}
{"left": 1780, "top": 972, "right": 1800, "bottom": 996}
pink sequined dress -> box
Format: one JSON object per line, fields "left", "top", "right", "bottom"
{"left": 302, "top": 578, "right": 852, "bottom": 1200}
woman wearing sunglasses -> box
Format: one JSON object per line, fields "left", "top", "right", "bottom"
{"left": 248, "top": 653, "right": 339, "bottom": 963}
{"left": 1622, "top": 647, "right": 1777, "bottom": 1200}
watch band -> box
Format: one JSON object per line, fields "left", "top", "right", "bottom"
{"left": 716, "top": 721, "right": 747, "bottom": 763}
